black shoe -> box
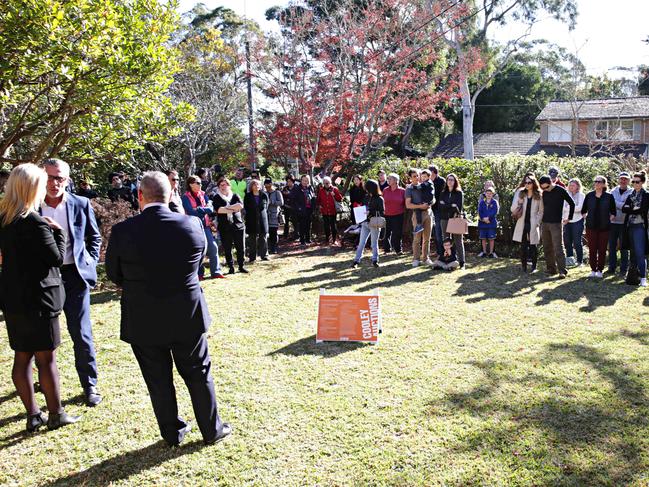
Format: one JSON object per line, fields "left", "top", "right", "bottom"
{"left": 261, "top": 256, "right": 269, "bottom": 261}
{"left": 26, "top": 412, "right": 48, "bottom": 432}
{"left": 84, "top": 386, "right": 102, "bottom": 407}
{"left": 558, "top": 272, "right": 567, "bottom": 279}
{"left": 396, "top": 251, "right": 403, "bottom": 256}
{"left": 372, "top": 261, "right": 379, "bottom": 268}
{"left": 167, "top": 422, "right": 192, "bottom": 447}
{"left": 204, "top": 423, "right": 232, "bottom": 445}
{"left": 351, "top": 261, "right": 359, "bottom": 269}
{"left": 228, "top": 266, "right": 235, "bottom": 275}
{"left": 47, "top": 410, "right": 81, "bottom": 430}
{"left": 238, "top": 267, "right": 249, "bottom": 274}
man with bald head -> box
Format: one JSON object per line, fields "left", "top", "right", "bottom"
{"left": 106, "top": 171, "right": 231, "bottom": 447}
{"left": 41, "top": 158, "right": 102, "bottom": 407}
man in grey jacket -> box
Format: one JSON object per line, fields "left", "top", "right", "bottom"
{"left": 264, "top": 178, "right": 284, "bottom": 254}
{"left": 608, "top": 172, "right": 632, "bottom": 275}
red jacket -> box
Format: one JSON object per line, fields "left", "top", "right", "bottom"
{"left": 317, "top": 186, "right": 343, "bottom": 216}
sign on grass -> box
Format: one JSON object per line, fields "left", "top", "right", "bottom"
{"left": 316, "top": 290, "right": 381, "bottom": 344}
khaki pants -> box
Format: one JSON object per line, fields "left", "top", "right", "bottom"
{"left": 411, "top": 210, "right": 432, "bottom": 262}
{"left": 541, "top": 222, "right": 567, "bottom": 274}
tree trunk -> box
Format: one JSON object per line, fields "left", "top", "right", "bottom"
{"left": 460, "top": 77, "right": 475, "bottom": 160}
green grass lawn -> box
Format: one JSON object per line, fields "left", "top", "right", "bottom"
{"left": 1, "top": 247, "right": 648, "bottom": 486}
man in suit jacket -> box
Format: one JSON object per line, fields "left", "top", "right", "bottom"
{"left": 42, "top": 159, "right": 103, "bottom": 407}
{"left": 105, "top": 171, "right": 231, "bottom": 447}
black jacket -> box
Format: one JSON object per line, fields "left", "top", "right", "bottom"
{"left": 432, "top": 176, "right": 445, "bottom": 211}
{"left": 212, "top": 193, "right": 245, "bottom": 232}
{"left": 290, "top": 185, "right": 316, "bottom": 215}
{"left": 581, "top": 191, "right": 616, "bottom": 230}
{"left": 622, "top": 189, "right": 649, "bottom": 254}
{"left": 438, "top": 190, "right": 463, "bottom": 220}
{"left": 0, "top": 212, "right": 65, "bottom": 316}
{"left": 105, "top": 205, "right": 211, "bottom": 346}
{"left": 364, "top": 195, "right": 385, "bottom": 218}
{"left": 243, "top": 192, "right": 269, "bottom": 235}
{"left": 349, "top": 185, "right": 367, "bottom": 206}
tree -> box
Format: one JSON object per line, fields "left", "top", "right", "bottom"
{"left": 257, "top": 0, "right": 466, "bottom": 181}
{"left": 163, "top": 5, "right": 249, "bottom": 176}
{"left": 428, "top": 0, "right": 578, "bottom": 159}
{"left": 0, "top": 0, "right": 191, "bottom": 166}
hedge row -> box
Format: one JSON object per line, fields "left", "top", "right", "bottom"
{"left": 359, "top": 153, "right": 648, "bottom": 239}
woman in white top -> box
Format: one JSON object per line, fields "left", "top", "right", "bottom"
{"left": 562, "top": 178, "right": 585, "bottom": 266}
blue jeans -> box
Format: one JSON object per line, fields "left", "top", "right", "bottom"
{"left": 61, "top": 266, "right": 98, "bottom": 390}
{"left": 563, "top": 219, "right": 584, "bottom": 263}
{"left": 629, "top": 224, "right": 647, "bottom": 278}
{"left": 354, "top": 222, "right": 380, "bottom": 263}
{"left": 199, "top": 227, "right": 221, "bottom": 277}
{"left": 433, "top": 209, "right": 443, "bottom": 256}
{"left": 608, "top": 223, "right": 629, "bottom": 273}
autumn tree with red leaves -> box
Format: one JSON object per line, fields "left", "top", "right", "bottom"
{"left": 254, "top": 0, "right": 473, "bottom": 183}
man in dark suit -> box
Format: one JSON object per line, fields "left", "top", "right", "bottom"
{"left": 42, "top": 159, "right": 103, "bottom": 407}
{"left": 105, "top": 171, "right": 231, "bottom": 447}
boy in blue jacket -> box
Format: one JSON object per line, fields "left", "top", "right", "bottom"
{"left": 478, "top": 186, "right": 499, "bottom": 258}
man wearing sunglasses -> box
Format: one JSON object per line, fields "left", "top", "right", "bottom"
{"left": 166, "top": 170, "right": 185, "bottom": 214}
{"left": 621, "top": 172, "right": 649, "bottom": 287}
{"left": 539, "top": 175, "right": 575, "bottom": 278}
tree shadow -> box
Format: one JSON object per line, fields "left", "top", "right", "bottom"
{"left": 41, "top": 440, "right": 206, "bottom": 486}
{"left": 535, "top": 278, "right": 632, "bottom": 311}
{"left": 453, "top": 262, "right": 545, "bottom": 303}
{"left": 0, "top": 390, "right": 18, "bottom": 407}
{"left": 90, "top": 290, "right": 120, "bottom": 305}
{"left": 267, "top": 334, "right": 370, "bottom": 357}
{"left": 427, "top": 338, "right": 649, "bottom": 484}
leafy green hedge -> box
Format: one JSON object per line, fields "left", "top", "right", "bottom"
{"left": 361, "top": 153, "right": 648, "bottom": 239}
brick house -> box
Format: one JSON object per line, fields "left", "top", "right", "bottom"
{"left": 429, "top": 96, "right": 649, "bottom": 159}
{"left": 535, "top": 96, "right": 649, "bottom": 158}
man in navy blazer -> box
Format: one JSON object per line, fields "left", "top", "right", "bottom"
{"left": 105, "top": 171, "right": 231, "bottom": 447}
{"left": 42, "top": 159, "right": 103, "bottom": 407}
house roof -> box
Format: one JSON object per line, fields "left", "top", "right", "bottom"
{"left": 428, "top": 132, "right": 540, "bottom": 158}
{"left": 536, "top": 97, "right": 649, "bottom": 121}
{"left": 539, "top": 144, "right": 648, "bottom": 158}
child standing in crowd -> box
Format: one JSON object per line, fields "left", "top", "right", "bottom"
{"left": 478, "top": 186, "right": 499, "bottom": 258}
{"left": 433, "top": 238, "right": 460, "bottom": 271}
{"left": 413, "top": 169, "right": 434, "bottom": 234}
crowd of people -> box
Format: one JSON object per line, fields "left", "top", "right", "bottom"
{"left": 0, "top": 158, "right": 647, "bottom": 443}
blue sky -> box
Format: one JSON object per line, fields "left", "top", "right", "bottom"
{"left": 177, "top": 0, "right": 649, "bottom": 79}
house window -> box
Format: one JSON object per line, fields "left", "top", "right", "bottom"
{"left": 593, "top": 120, "right": 634, "bottom": 141}
{"left": 547, "top": 122, "right": 572, "bottom": 142}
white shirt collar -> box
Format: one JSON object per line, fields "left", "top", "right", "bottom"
{"left": 43, "top": 191, "right": 67, "bottom": 209}
{"left": 143, "top": 202, "right": 166, "bottom": 211}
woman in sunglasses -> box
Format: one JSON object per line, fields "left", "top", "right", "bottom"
{"left": 511, "top": 174, "right": 543, "bottom": 273}
{"left": 622, "top": 172, "right": 649, "bottom": 287}
{"left": 581, "top": 176, "right": 616, "bottom": 278}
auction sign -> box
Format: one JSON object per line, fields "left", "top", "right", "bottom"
{"left": 316, "top": 290, "right": 381, "bottom": 344}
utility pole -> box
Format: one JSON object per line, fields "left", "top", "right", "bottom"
{"left": 244, "top": 0, "right": 256, "bottom": 169}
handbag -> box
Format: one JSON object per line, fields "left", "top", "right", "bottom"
{"left": 446, "top": 217, "right": 468, "bottom": 235}
{"left": 369, "top": 216, "right": 386, "bottom": 229}
{"left": 334, "top": 199, "right": 343, "bottom": 213}
{"left": 512, "top": 203, "right": 523, "bottom": 221}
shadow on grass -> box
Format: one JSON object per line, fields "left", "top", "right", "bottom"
{"left": 428, "top": 339, "right": 649, "bottom": 484}
{"left": 268, "top": 334, "right": 370, "bottom": 357}
{"left": 90, "top": 290, "right": 120, "bottom": 305}
{"left": 535, "top": 278, "right": 631, "bottom": 311}
{"left": 0, "top": 390, "right": 18, "bottom": 407}
{"left": 42, "top": 440, "right": 206, "bottom": 487}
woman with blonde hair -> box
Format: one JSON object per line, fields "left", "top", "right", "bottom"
{"left": 563, "top": 177, "right": 585, "bottom": 266}
{"left": 0, "top": 164, "right": 80, "bottom": 431}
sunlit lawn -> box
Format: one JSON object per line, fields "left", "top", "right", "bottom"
{"left": 1, "top": 244, "right": 648, "bottom": 486}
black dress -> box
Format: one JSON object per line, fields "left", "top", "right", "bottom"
{"left": 0, "top": 212, "right": 65, "bottom": 351}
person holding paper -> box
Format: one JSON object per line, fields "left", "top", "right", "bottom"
{"left": 351, "top": 180, "right": 385, "bottom": 268}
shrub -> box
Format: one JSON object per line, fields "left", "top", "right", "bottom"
{"left": 91, "top": 198, "right": 138, "bottom": 262}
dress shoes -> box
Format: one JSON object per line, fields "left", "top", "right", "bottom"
{"left": 167, "top": 422, "right": 192, "bottom": 447}
{"left": 26, "top": 412, "right": 48, "bottom": 432}
{"left": 204, "top": 423, "right": 232, "bottom": 445}
{"left": 84, "top": 386, "right": 103, "bottom": 407}
{"left": 47, "top": 410, "right": 81, "bottom": 430}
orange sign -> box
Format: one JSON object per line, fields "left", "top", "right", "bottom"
{"left": 316, "top": 292, "right": 381, "bottom": 343}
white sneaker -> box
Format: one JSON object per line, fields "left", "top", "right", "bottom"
{"left": 477, "top": 251, "right": 485, "bottom": 257}
{"left": 641, "top": 278, "right": 648, "bottom": 287}
{"left": 412, "top": 260, "right": 420, "bottom": 268}
{"left": 491, "top": 252, "right": 498, "bottom": 258}
{"left": 566, "top": 256, "right": 575, "bottom": 266}
{"left": 589, "top": 271, "right": 597, "bottom": 278}
{"left": 424, "top": 258, "right": 434, "bottom": 266}
{"left": 595, "top": 271, "right": 603, "bottom": 279}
